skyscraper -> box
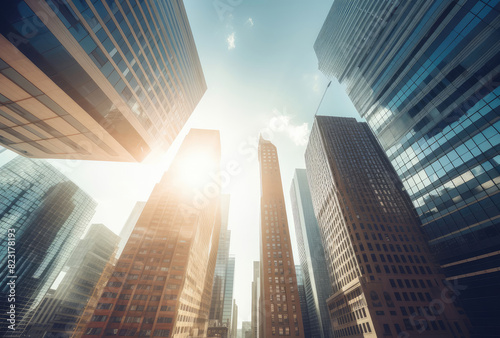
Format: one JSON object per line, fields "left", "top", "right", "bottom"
{"left": 305, "top": 116, "right": 470, "bottom": 337}
{"left": 294, "top": 266, "right": 310, "bottom": 338}
{"left": 258, "top": 136, "right": 305, "bottom": 338}
{"left": 290, "top": 169, "right": 333, "bottom": 338}
{"left": 84, "top": 129, "right": 222, "bottom": 338}
{"left": 223, "top": 256, "right": 236, "bottom": 332}
{"left": 26, "top": 223, "right": 120, "bottom": 337}
{"left": 231, "top": 300, "right": 238, "bottom": 338}
{"left": 315, "top": 1, "right": 500, "bottom": 333}
{"left": 251, "top": 261, "right": 260, "bottom": 338}
{"left": 116, "top": 201, "right": 147, "bottom": 259}
{"left": 209, "top": 195, "right": 232, "bottom": 327}
{"left": 0, "top": 155, "right": 96, "bottom": 337}
{"left": 0, "top": 0, "right": 206, "bottom": 162}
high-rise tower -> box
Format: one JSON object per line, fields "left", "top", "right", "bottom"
{"left": 315, "top": 1, "right": 500, "bottom": 333}
{"left": 290, "top": 169, "right": 333, "bottom": 338}
{"left": 305, "top": 116, "right": 470, "bottom": 337}
{"left": 0, "top": 155, "right": 96, "bottom": 337}
{"left": 209, "top": 195, "right": 232, "bottom": 327}
{"left": 84, "top": 129, "right": 222, "bottom": 338}
{"left": 0, "top": 0, "right": 206, "bottom": 162}
{"left": 26, "top": 223, "right": 120, "bottom": 337}
{"left": 258, "top": 136, "right": 305, "bottom": 338}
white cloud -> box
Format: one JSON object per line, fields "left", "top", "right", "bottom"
{"left": 303, "top": 73, "right": 321, "bottom": 92}
{"left": 226, "top": 32, "right": 236, "bottom": 50}
{"left": 267, "top": 109, "right": 310, "bottom": 146}
{"left": 246, "top": 17, "right": 254, "bottom": 27}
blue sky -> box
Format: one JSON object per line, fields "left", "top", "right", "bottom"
{"left": 181, "top": 0, "right": 360, "bottom": 328}
{"left": 1, "top": 0, "right": 361, "bottom": 329}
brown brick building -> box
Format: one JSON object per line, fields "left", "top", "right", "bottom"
{"left": 84, "top": 129, "right": 222, "bottom": 337}
{"left": 258, "top": 136, "right": 305, "bottom": 338}
{"left": 305, "top": 116, "right": 470, "bottom": 337}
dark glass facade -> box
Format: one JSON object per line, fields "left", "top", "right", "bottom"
{"left": 290, "top": 169, "right": 333, "bottom": 338}
{"left": 26, "top": 223, "right": 120, "bottom": 337}
{"left": 209, "top": 195, "right": 232, "bottom": 327}
{"left": 305, "top": 116, "right": 470, "bottom": 337}
{"left": 0, "top": 156, "right": 96, "bottom": 337}
{"left": 0, "top": 0, "right": 205, "bottom": 161}
{"left": 315, "top": 1, "right": 500, "bottom": 334}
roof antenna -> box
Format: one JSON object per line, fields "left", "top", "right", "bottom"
{"left": 314, "top": 80, "right": 331, "bottom": 117}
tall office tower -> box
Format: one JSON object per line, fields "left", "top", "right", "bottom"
{"left": 223, "top": 256, "right": 236, "bottom": 330}
{"left": 258, "top": 136, "right": 305, "bottom": 338}
{"left": 0, "top": 156, "right": 96, "bottom": 337}
{"left": 290, "top": 169, "right": 333, "bottom": 338}
{"left": 314, "top": 1, "right": 500, "bottom": 333}
{"left": 294, "top": 266, "right": 310, "bottom": 338}
{"left": 209, "top": 195, "right": 232, "bottom": 326}
{"left": 231, "top": 300, "right": 238, "bottom": 338}
{"left": 305, "top": 116, "right": 470, "bottom": 337}
{"left": 0, "top": 0, "right": 206, "bottom": 162}
{"left": 251, "top": 261, "right": 260, "bottom": 338}
{"left": 27, "top": 223, "right": 120, "bottom": 337}
{"left": 116, "top": 201, "right": 147, "bottom": 258}
{"left": 84, "top": 129, "right": 222, "bottom": 338}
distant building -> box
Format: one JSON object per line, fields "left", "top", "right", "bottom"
{"left": 251, "top": 261, "right": 259, "bottom": 338}
{"left": 315, "top": 1, "right": 500, "bottom": 333}
{"left": 0, "top": 0, "right": 205, "bottom": 161}
{"left": 0, "top": 156, "right": 96, "bottom": 337}
{"left": 26, "top": 223, "right": 119, "bottom": 337}
{"left": 294, "top": 266, "right": 310, "bottom": 337}
{"left": 231, "top": 300, "right": 238, "bottom": 338}
{"left": 84, "top": 129, "right": 222, "bottom": 337}
{"left": 242, "top": 321, "right": 251, "bottom": 338}
{"left": 258, "top": 136, "right": 305, "bottom": 338}
{"left": 290, "top": 169, "right": 333, "bottom": 338}
{"left": 224, "top": 257, "right": 236, "bottom": 330}
{"left": 209, "top": 195, "right": 232, "bottom": 327}
{"left": 116, "top": 201, "right": 146, "bottom": 258}
{"left": 305, "top": 116, "right": 470, "bottom": 337}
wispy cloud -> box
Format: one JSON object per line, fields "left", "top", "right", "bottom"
{"left": 268, "top": 109, "right": 310, "bottom": 146}
{"left": 227, "top": 32, "right": 236, "bottom": 50}
{"left": 303, "top": 73, "right": 321, "bottom": 92}
{"left": 246, "top": 17, "right": 254, "bottom": 27}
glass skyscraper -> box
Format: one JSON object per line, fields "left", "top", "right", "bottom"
{"left": 0, "top": 155, "right": 96, "bottom": 337}
{"left": 0, "top": 0, "right": 206, "bottom": 162}
{"left": 26, "top": 223, "right": 120, "bottom": 337}
{"left": 315, "top": 1, "right": 500, "bottom": 334}
{"left": 209, "top": 195, "right": 232, "bottom": 327}
{"left": 290, "top": 169, "right": 333, "bottom": 338}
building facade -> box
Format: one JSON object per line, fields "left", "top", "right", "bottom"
{"left": 251, "top": 261, "right": 260, "bottom": 338}
{"left": 0, "top": 155, "right": 96, "bottom": 337}
{"left": 223, "top": 256, "right": 236, "bottom": 333}
{"left": 231, "top": 300, "right": 238, "bottom": 338}
{"left": 305, "top": 116, "right": 470, "bottom": 337}
{"left": 258, "top": 136, "right": 305, "bottom": 338}
{"left": 294, "top": 266, "right": 310, "bottom": 338}
{"left": 209, "top": 195, "right": 232, "bottom": 327}
{"left": 84, "top": 129, "right": 222, "bottom": 338}
{"left": 26, "top": 223, "right": 120, "bottom": 337}
{"left": 290, "top": 168, "right": 333, "bottom": 338}
{"left": 0, "top": 0, "right": 206, "bottom": 162}
{"left": 116, "top": 202, "right": 147, "bottom": 259}
{"left": 315, "top": 1, "right": 500, "bottom": 334}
